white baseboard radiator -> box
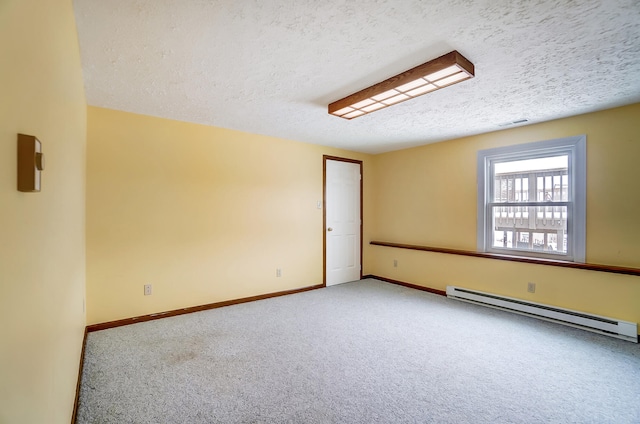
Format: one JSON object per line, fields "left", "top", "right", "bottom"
{"left": 446, "top": 286, "right": 638, "bottom": 343}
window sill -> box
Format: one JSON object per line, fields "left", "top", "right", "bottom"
{"left": 370, "top": 241, "right": 640, "bottom": 277}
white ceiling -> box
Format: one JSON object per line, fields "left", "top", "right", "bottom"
{"left": 73, "top": 0, "right": 640, "bottom": 154}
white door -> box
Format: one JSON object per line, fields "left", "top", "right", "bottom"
{"left": 325, "top": 159, "right": 361, "bottom": 286}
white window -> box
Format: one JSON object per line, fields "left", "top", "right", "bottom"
{"left": 477, "top": 136, "right": 586, "bottom": 262}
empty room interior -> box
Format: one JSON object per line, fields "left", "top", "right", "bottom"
{"left": 2, "top": 0, "right": 640, "bottom": 423}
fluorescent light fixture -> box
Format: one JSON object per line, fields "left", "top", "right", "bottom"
{"left": 362, "top": 102, "right": 386, "bottom": 112}
{"left": 382, "top": 93, "right": 409, "bottom": 105}
{"left": 372, "top": 89, "right": 400, "bottom": 101}
{"left": 406, "top": 84, "right": 437, "bottom": 97}
{"left": 342, "top": 110, "right": 365, "bottom": 119}
{"left": 351, "top": 98, "right": 376, "bottom": 109}
{"left": 433, "top": 71, "right": 468, "bottom": 87}
{"left": 424, "top": 65, "right": 460, "bottom": 82}
{"left": 396, "top": 78, "right": 428, "bottom": 92}
{"left": 328, "top": 50, "right": 474, "bottom": 120}
{"left": 332, "top": 106, "right": 354, "bottom": 116}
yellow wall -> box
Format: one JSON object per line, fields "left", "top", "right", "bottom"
{"left": 368, "top": 104, "right": 640, "bottom": 329}
{"left": 0, "top": 0, "right": 87, "bottom": 423}
{"left": 86, "top": 104, "right": 640, "bottom": 330}
{"left": 86, "top": 107, "right": 373, "bottom": 324}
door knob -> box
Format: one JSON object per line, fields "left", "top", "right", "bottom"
{"left": 327, "top": 227, "right": 333, "bottom": 232}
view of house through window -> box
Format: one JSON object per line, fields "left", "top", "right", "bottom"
{"left": 491, "top": 155, "right": 568, "bottom": 255}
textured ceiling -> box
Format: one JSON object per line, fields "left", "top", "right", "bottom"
{"left": 73, "top": 0, "right": 640, "bottom": 154}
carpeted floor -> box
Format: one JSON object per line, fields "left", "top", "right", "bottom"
{"left": 77, "top": 279, "right": 640, "bottom": 423}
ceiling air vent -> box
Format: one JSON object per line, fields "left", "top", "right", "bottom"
{"left": 498, "top": 119, "right": 529, "bottom": 127}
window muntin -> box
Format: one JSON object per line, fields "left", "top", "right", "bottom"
{"left": 477, "top": 136, "right": 586, "bottom": 262}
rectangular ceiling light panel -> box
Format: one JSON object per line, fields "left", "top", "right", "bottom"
{"left": 328, "top": 50, "right": 474, "bottom": 119}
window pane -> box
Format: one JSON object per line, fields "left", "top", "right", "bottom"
{"left": 491, "top": 205, "right": 567, "bottom": 254}
{"left": 493, "top": 155, "right": 568, "bottom": 203}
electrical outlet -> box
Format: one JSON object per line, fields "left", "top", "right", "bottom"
{"left": 276, "top": 268, "right": 282, "bottom": 277}
{"left": 144, "top": 284, "right": 152, "bottom": 296}
{"left": 393, "top": 259, "right": 398, "bottom": 268}
{"left": 527, "top": 282, "right": 536, "bottom": 293}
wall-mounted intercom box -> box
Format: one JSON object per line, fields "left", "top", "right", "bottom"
{"left": 17, "top": 133, "right": 44, "bottom": 192}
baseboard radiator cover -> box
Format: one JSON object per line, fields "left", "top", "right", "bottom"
{"left": 446, "top": 286, "right": 638, "bottom": 343}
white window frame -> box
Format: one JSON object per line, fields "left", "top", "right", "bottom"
{"left": 477, "top": 135, "right": 586, "bottom": 262}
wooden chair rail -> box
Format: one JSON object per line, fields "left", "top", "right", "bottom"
{"left": 370, "top": 241, "right": 640, "bottom": 277}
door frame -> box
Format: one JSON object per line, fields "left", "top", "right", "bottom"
{"left": 323, "top": 155, "right": 363, "bottom": 287}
